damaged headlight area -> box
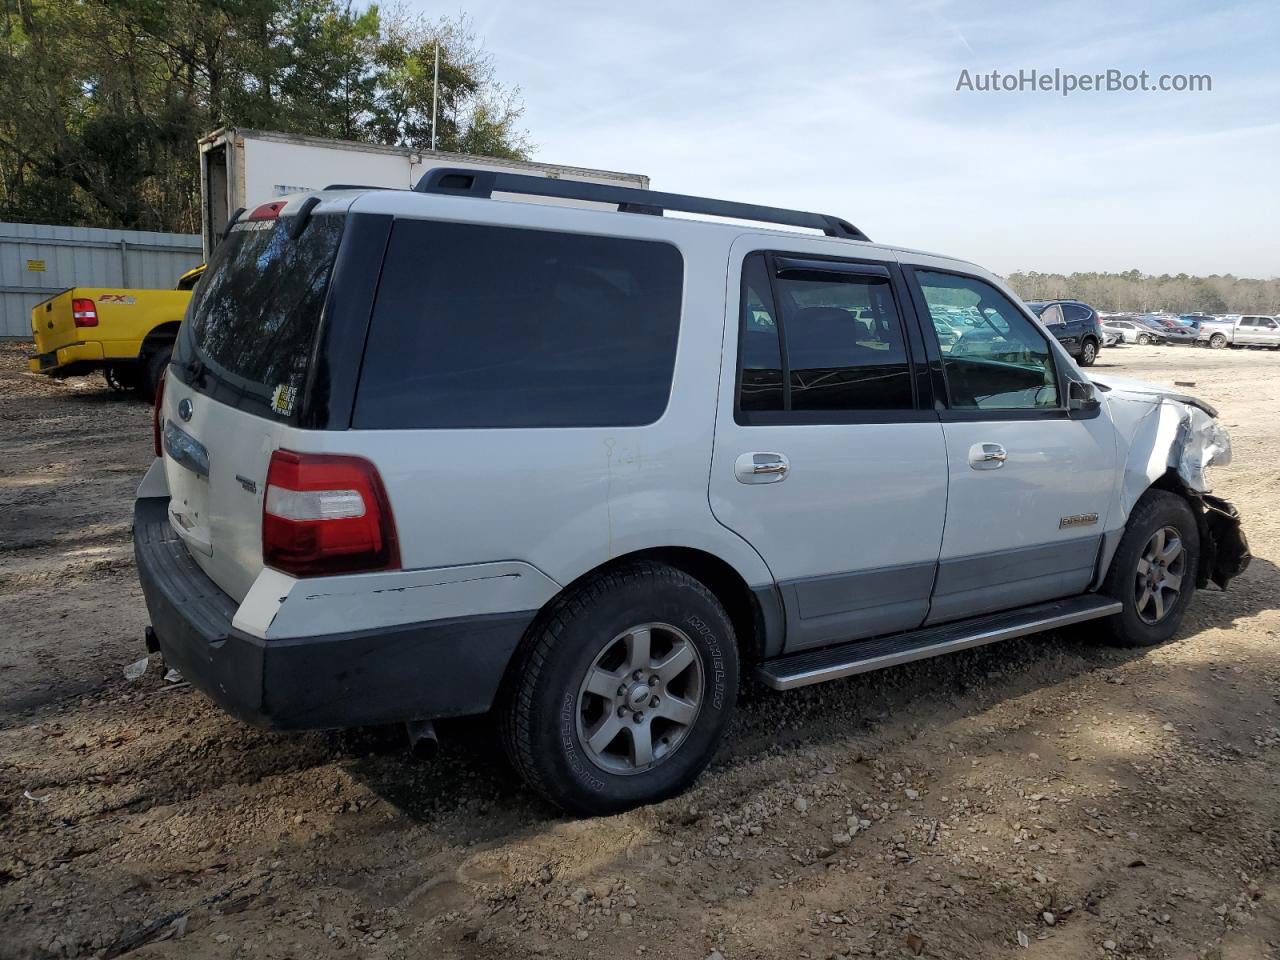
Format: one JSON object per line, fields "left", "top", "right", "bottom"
{"left": 1175, "top": 404, "right": 1232, "bottom": 494}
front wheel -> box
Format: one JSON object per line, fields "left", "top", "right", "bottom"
{"left": 501, "top": 562, "right": 739, "bottom": 815}
{"left": 1137, "top": 334, "right": 1151, "bottom": 345}
{"left": 1100, "top": 490, "right": 1200, "bottom": 647}
{"left": 1078, "top": 338, "right": 1098, "bottom": 366}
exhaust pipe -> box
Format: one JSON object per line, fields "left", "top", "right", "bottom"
{"left": 406, "top": 719, "right": 439, "bottom": 761}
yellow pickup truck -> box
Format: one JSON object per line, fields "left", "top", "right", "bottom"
{"left": 28, "top": 265, "right": 205, "bottom": 400}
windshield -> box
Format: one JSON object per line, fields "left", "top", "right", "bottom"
{"left": 176, "top": 214, "right": 345, "bottom": 419}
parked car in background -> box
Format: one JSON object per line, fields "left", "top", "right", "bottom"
{"left": 1197, "top": 315, "right": 1280, "bottom": 349}
{"left": 1025, "top": 299, "right": 1104, "bottom": 366}
{"left": 1102, "top": 316, "right": 1164, "bottom": 345}
{"left": 1144, "top": 315, "right": 1199, "bottom": 345}
{"left": 1101, "top": 328, "right": 1120, "bottom": 347}
{"left": 27, "top": 264, "right": 206, "bottom": 401}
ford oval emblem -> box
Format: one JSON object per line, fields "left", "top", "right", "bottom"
{"left": 177, "top": 398, "right": 193, "bottom": 422}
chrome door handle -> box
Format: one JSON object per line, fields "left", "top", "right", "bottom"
{"left": 969, "top": 442, "right": 1007, "bottom": 470}
{"left": 735, "top": 452, "right": 790, "bottom": 484}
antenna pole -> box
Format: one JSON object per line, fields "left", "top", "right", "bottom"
{"left": 431, "top": 41, "right": 440, "bottom": 151}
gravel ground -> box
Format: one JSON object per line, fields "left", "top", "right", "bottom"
{"left": 1, "top": 340, "right": 1278, "bottom": 960}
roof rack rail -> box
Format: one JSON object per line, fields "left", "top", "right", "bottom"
{"left": 414, "top": 168, "right": 869, "bottom": 241}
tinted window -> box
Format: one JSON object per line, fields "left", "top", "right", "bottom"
{"left": 354, "top": 220, "right": 683, "bottom": 429}
{"left": 1061, "top": 303, "right": 1092, "bottom": 322}
{"left": 916, "top": 271, "right": 1058, "bottom": 410}
{"left": 182, "top": 215, "right": 345, "bottom": 415}
{"left": 735, "top": 253, "right": 914, "bottom": 416}
{"left": 738, "top": 254, "right": 784, "bottom": 412}
{"left": 1241, "top": 318, "right": 1257, "bottom": 326}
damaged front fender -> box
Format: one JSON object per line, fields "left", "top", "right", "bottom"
{"left": 1101, "top": 378, "right": 1251, "bottom": 590}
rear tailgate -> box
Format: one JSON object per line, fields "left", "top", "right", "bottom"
{"left": 30, "top": 290, "right": 76, "bottom": 357}
{"left": 162, "top": 196, "right": 353, "bottom": 602}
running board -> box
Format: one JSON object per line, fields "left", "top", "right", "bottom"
{"left": 757, "top": 594, "right": 1122, "bottom": 691}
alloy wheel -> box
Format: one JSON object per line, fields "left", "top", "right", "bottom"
{"left": 575, "top": 623, "right": 704, "bottom": 775}
{"left": 1134, "top": 526, "right": 1186, "bottom": 624}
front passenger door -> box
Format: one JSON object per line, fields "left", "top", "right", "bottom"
{"left": 906, "top": 268, "right": 1117, "bottom": 624}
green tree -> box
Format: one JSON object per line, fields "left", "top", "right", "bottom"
{"left": 0, "top": 0, "right": 531, "bottom": 231}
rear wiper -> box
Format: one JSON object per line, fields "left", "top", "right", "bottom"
{"left": 185, "top": 357, "right": 207, "bottom": 386}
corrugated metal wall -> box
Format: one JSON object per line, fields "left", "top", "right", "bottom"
{"left": 0, "top": 222, "right": 202, "bottom": 339}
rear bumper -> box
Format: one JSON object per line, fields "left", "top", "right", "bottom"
{"left": 28, "top": 341, "right": 105, "bottom": 376}
{"left": 133, "top": 496, "right": 534, "bottom": 730}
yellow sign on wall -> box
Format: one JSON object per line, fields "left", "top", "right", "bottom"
{"left": 26, "top": 259, "right": 46, "bottom": 272}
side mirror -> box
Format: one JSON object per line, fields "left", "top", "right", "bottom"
{"left": 1068, "top": 379, "right": 1100, "bottom": 413}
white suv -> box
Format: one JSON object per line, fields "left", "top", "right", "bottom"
{"left": 134, "top": 172, "right": 1250, "bottom": 815}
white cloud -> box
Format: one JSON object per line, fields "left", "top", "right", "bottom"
{"left": 417, "top": 0, "right": 1280, "bottom": 277}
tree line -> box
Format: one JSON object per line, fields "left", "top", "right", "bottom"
{"left": 0, "top": 1, "right": 531, "bottom": 233}
{"left": 1007, "top": 269, "right": 1279, "bottom": 315}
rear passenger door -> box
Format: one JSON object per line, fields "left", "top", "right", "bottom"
{"left": 1038, "top": 303, "right": 1073, "bottom": 352}
{"left": 1061, "top": 303, "right": 1093, "bottom": 349}
{"left": 1257, "top": 317, "right": 1280, "bottom": 346}
{"left": 709, "top": 243, "right": 948, "bottom": 652}
{"left": 904, "top": 267, "right": 1117, "bottom": 624}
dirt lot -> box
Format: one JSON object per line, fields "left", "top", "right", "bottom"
{"left": 2, "top": 340, "right": 1278, "bottom": 960}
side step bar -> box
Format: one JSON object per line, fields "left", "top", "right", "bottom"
{"left": 757, "top": 594, "right": 1122, "bottom": 691}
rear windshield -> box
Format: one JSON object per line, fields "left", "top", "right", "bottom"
{"left": 177, "top": 214, "right": 345, "bottom": 418}
{"left": 353, "top": 219, "right": 683, "bottom": 429}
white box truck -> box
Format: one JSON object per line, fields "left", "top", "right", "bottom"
{"left": 198, "top": 127, "right": 649, "bottom": 257}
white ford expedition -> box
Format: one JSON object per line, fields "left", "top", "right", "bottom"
{"left": 134, "top": 172, "right": 1250, "bottom": 815}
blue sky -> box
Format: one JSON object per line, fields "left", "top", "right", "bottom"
{"left": 414, "top": 0, "right": 1279, "bottom": 278}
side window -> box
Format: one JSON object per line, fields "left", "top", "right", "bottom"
{"left": 738, "top": 254, "right": 784, "bottom": 412}
{"left": 1061, "top": 303, "right": 1091, "bottom": 323}
{"left": 915, "top": 270, "right": 1059, "bottom": 411}
{"left": 735, "top": 253, "right": 914, "bottom": 418}
{"left": 1241, "top": 318, "right": 1257, "bottom": 327}
{"left": 1038, "top": 303, "right": 1065, "bottom": 326}
{"left": 353, "top": 220, "right": 683, "bottom": 429}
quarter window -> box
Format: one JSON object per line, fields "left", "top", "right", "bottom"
{"left": 354, "top": 220, "right": 683, "bottom": 429}
{"left": 915, "top": 271, "right": 1058, "bottom": 410}
{"left": 736, "top": 252, "right": 914, "bottom": 418}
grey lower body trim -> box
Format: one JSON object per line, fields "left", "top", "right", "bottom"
{"left": 749, "top": 584, "right": 787, "bottom": 659}
{"left": 780, "top": 561, "right": 935, "bottom": 652}
{"left": 927, "top": 537, "right": 1101, "bottom": 626}
{"left": 1091, "top": 528, "right": 1125, "bottom": 590}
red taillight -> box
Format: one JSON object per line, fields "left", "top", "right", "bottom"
{"left": 246, "top": 200, "right": 287, "bottom": 221}
{"left": 72, "top": 298, "right": 98, "bottom": 327}
{"left": 152, "top": 369, "right": 166, "bottom": 457}
{"left": 262, "top": 450, "right": 400, "bottom": 577}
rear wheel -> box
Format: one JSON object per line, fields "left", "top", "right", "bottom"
{"left": 1078, "top": 338, "right": 1098, "bottom": 366}
{"left": 1209, "top": 333, "right": 1227, "bottom": 348}
{"left": 140, "top": 344, "right": 172, "bottom": 403}
{"left": 103, "top": 365, "right": 141, "bottom": 393}
{"left": 1100, "top": 490, "right": 1199, "bottom": 647}
{"left": 501, "top": 562, "right": 739, "bottom": 815}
